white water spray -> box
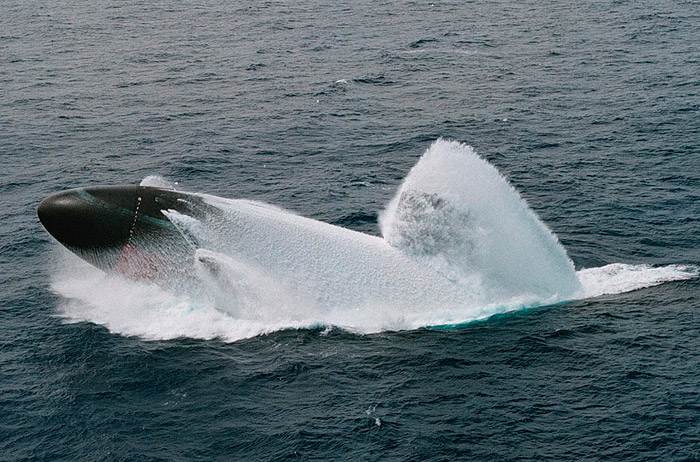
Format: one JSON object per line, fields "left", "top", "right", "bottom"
{"left": 380, "top": 139, "right": 581, "bottom": 301}
{"left": 51, "top": 140, "right": 698, "bottom": 341}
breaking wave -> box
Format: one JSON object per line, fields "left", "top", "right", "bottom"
{"left": 50, "top": 140, "right": 698, "bottom": 341}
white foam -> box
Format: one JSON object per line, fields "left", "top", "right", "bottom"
{"left": 576, "top": 263, "right": 698, "bottom": 299}
{"left": 51, "top": 251, "right": 697, "bottom": 341}
{"left": 49, "top": 141, "right": 698, "bottom": 341}
{"left": 51, "top": 250, "right": 302, "bottom": 341}
{"left": 140, "top": 175, "right": 177, "bottom": 190}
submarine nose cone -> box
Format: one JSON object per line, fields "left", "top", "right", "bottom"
{"left": 38, "top": 188, "right": 135, "bottom": 252}
{"left": 38, "top": 185, "right": 197, "bottom": 276}
{"left": 38, "top": 190, "right": 92, "bottom": 249}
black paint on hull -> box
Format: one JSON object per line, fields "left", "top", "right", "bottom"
{"left": 38, "top": 186, "right": 206, "bottom": 275}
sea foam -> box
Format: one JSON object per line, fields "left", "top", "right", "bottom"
{"left": 50, "top": 140, "right": 698, "bottom": 341}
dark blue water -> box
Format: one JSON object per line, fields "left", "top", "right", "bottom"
{"left": 3, "top": 0, "right": 700, "bottom": 459}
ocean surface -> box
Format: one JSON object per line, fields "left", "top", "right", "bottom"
{"left": 2, "top": 0, "right": 700, "bottom": 460}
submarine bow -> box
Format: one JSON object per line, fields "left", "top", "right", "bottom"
{"left": 38, "top": 186, "right": 203, "bottom": 275}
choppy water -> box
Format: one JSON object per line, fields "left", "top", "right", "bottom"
{"left": 3, "top": 0, "right": 700, "bottom": 460}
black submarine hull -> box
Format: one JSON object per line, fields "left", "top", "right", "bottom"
{"left": 38, "top": 186, "right": 207, "bottom": 276}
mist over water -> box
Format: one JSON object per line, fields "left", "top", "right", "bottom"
{"left": 51, "top": 140, "right": 697, "bottom": 341}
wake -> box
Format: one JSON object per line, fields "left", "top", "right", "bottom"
{"left": 50, "top": 140, "right": 698, "bottom": 341}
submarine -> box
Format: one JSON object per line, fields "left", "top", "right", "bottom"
{"left": 37, "top": 186, "right": 210, "bottom": 278}
{"left": 37, "top": 183, "right": 477, "bottom": 309}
